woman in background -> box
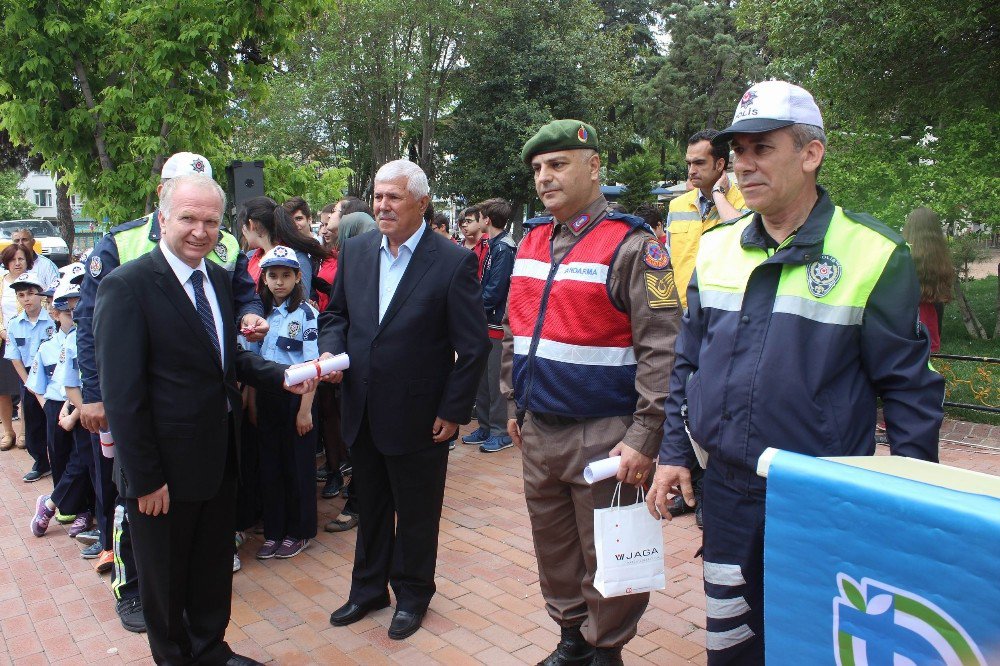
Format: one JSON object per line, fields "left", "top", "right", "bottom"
{"left": 902, "top": 207, "right": 955, "bottom": 352}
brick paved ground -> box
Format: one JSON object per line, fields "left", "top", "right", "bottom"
{"left": 0, "top": 418, "right": 996, "bottom": 665}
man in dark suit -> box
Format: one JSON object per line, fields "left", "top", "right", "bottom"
{"left": 320, "top": 159, "right": 489, "bottom": 640}
{"left": 95, "top": 174, "right": 317, "bottom": 665}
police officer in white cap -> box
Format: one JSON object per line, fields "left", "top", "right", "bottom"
{"left": 74, "top": 152, "right": 269, "bottom": 633}
{"left": 647, "top": 81, "right": 944, "bottom": 664}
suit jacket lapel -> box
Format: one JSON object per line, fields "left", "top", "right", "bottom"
{"left": 150, "top": 246, "right": 224, "bottom": 372}
{"left": 377, "top": 226, "right": 436, "bottom": 334}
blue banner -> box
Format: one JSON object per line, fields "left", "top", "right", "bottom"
{"left": 764, "top": 451, "right": 1000, "bottom": 664}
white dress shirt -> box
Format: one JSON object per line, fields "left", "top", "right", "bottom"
{"left": 159, "top": 241, "right": 225, "bottom": 367}
{"left": 378, "top": 223, "right": 426, "bottom": 323}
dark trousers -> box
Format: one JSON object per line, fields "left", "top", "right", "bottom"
{"left": 47, "top": 404, "right": 94, "bottom": 515}
{"left": 21, "top": 385, "right": 48, "bottom": 472}
{"left": 349, "top": 416, "right": 449, "bottom": 613}
{"left": 128, "top": 466, "right": 237, "bottom": 665}
{"left": 317, "top": 383, "right": 347, "bottom": 470}
{"left": 702, "top": 463, "right": 766, "bottom": 665}
{"left": 235, "top": 410, "right": 261, "bottom": 533}
{"left": 256, "top": 391, "right": 317, "bottom": 541}
{"left": 112, "top": 499, "right": 140, "bottom": 602}
{"left": 90, "top": 432, "right": 116, "bottom": 551}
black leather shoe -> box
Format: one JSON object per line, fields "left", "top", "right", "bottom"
{"left": 225, "top": 655, "right": 264, "bottom": 666}
{"left": 590, "top": 647, "right": 624, "bottom": 665}
{"left": 329, "top": 598, "right": 390, "bottom": 626}
{"left": 116, "top": 597, "right": 146, "bottom": 633}
{"left": 387, "top": 609, "right": 424, "bottom": 640}
{"left": 538, "top": 625, "right": 594, "bottom": 666}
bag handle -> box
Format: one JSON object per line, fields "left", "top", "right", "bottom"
{"left": 609, "top": 482, "right": 646, "bottom": 509}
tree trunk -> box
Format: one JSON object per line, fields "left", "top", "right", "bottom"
{"left": 510, "top": 195, "right": 526, "bottom": 242}
{"left": 953, "top": 277, "right": 988, "bottom": 339}
{"left": 54, "top": 171, "right": 74, "bottom": 257}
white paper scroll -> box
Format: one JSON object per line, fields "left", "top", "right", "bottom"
{"left": 584, "top": 456, "right": 622, "bottom": 484}
{"left": 283, "top": 353, "right": 350, "bottom": 386}
{"left": 100, "top": 430, "right": 115, "bottom": 459}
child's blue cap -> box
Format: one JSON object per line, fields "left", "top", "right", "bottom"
{"left": 259, "top": 245, "right": 300, "bottom": 270}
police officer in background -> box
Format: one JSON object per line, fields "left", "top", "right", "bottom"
{"left": 502, "top": 120, "right": 682, "bottom": 666}
{"left": 76, "top": 152, "right": 268, "bottom": 633}
{"left": 647, "top": 81, "right": 944, "bottom": 664}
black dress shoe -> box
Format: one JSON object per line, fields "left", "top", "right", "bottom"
{"left": 322, "top": 472, "right": 344, "bottom": 499}
{"left": 387, "top": 609, "right": 424, "bottom": 640}
{"left": 329, "top": 598, "right": 390, "bottom": 626}
{"left": 538, "top": 625, "right": 594, "bottom": 666}
{"left": 225, "top": 655, "right": 264, "bottom": 666}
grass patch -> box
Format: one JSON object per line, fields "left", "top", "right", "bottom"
{"left": 937, "top": 275, "right": 999, "bottom": 424}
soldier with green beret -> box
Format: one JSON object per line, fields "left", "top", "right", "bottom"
{"left": 502, "top": 120, "right": 682, "bottom": 666}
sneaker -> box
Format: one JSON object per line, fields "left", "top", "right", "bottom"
{"left": 116, "top": 597, "right": 146, "bottom": 633}
{"left": 234, "top": 531, "right": 247, "bottom": 549}
{"left": 81, "top": 542, "right": 103, "bottom": 559}
{"left": 479, "top": 435, "right": 513, "bottom": 453}
{"left": 233, "top": 553, "right": 242, "bottom": 573}
{"left": 68, "top": 512, "right": 93, "bottom": 538}
{"left": 30, "top": 495, "right": 55, "bottom": 536}
{"left": 275, "top": 538, "right": 308, "bottom": 559}
{"left": 461, "top": 426, "right": 490, "bottom": 445}
{"left": 55, "top": 510, "right": 76, "bottom": 524}
{"left": 76, "top": 528, "right": 100, "bottom": 545}
{"left": 23, "top": 467, "right": 51, "bottom": 483}
{"left": 339, "top": 461, "right": 353, "bottom": 477}
{"left": 316, "top": 465, "right": 328, "bottom": 483}
{"left": 256, "top": 539, "right": 280, "bottom": 560}
{"left": 322, "top": 471, "right": 344, "bottom": 499}
{"left": 96, "top": 549, "right": 114, "bottom": 573}
{"left": 448, "top": 439, "right": 456, "bottom": 450}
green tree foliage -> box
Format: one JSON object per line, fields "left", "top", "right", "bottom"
{"left": 438, "top": 0, "right": 629, "bottom": 226}
{"left": 0, "top": 0, "right": 319, "bottom": 224}
{"left": 0, "top": 169, "right": 37, "bottom": 220}
{"left": 642, "top": 0, "right": 766, "bottom": 141}
{"left": 610, "top": 151, "right": 661, "bottom": 211}
{"left": 259, "top": 157, "right": 352, "bottom": 212}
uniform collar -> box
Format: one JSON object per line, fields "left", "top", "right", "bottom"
{"left": 554, "top": 195, "right": 609, "bottom": 236}
{"left": 147, "top": 210, "right": 161, "bottom": 241}
{"left": 741, "top": 186, "right": 833, "bottom": 260}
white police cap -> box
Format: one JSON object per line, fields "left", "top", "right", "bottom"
{"left": 9, "top": 272, "right": 46, "bottom": 292}
{"left": 714, "top": 80, "right": 824, "bottom": 144}
{"left": 161, "top": 152, "right": 213, "bottom": 179}
{"left": 259, "top": 245, "right": 300, "bottom": 270}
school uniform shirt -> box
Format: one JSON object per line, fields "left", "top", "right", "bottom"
{"left": 25, "top": 328, "right": 69, "bottom": 401}
{"left": 4, "top": 309, "right": 56, "bottom": 368}
{"left": 258, "top": 300, "right": 319, "bottom": 366}
{"left": 54, "top": 329, "right": 81, "bottom": 390}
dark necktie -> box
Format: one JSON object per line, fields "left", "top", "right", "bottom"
{"left": 189, "top": 270, "right": 222, "bottom": 363}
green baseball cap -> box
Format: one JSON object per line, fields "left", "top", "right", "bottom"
{"left": 521, "top": 119, "right": 599, "bottom": 164}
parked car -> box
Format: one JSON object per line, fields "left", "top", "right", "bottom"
{"left": 0, "top": 219, "right": 71, "bottom": 266}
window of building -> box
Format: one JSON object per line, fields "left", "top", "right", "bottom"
{"left": 33, "top": 189, "right": 52, "bottom": 207}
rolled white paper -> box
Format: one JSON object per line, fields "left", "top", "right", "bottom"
{"left": 100, "top": 429, "right": 115, "bottom": 459}
{"left": 584, "top": 456, "right": 621, "bottom": 484}
{"left": 284, "top": 353, "right": 350, "bottom": 386}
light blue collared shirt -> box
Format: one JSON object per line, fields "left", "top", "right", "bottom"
{"left": 378, "top": 223, "right": 426, "bottom": 323}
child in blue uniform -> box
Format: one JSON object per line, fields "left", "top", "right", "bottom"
{"left": 254, "top": 246, "right": 319, "bottom": 560}
{"left": 5, "top": 272, "right": 56, "bottom": 482}
{"left": 28, "top": 273, "right": 97, "bottom": 540}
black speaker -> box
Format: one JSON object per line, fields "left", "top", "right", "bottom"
{"left": 225, "top": 160, "right": 264, "bottom": 242}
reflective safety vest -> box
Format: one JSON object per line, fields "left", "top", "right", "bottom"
{"left": 115, "top": 213, "right": 240, "bottom": 272}
{"left": 667, "top": 185, "right": 746, "bottom": 308}
{"left": 508, "top": 216, "right": 640, "bottom": 418}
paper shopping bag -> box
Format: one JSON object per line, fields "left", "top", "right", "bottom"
{"left": 593, "top": 483, "right": 666, "bottom": 598}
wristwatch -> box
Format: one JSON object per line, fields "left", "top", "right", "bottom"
{"left": 712, "top": 185, "right": 726, "bottom": 196}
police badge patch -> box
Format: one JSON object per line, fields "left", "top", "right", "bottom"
{"left": 45, "top": 326, "right": 55, "bottom": 340}
{"left": 642, "top": 239, "right": 670, "bottom": 270}
{"left": 806, "top": 254, "right": 842, "bottom": 298}
{"left": 214, "top": 242, "right": 228, "bottom": 263}
{"left": 303, "top": 327, "right": 318, "bottom": 341}
{"left": 288, "top": 321, "right": 301, "bottom": 339}
{"left": 570, "top": 214, "right": 590, "bottom": 232}
{"left": 274, "top": 246, "right": 289, "bottom": 257}
{"left": 89, "top": 255, "right": 103, "bottom": 278}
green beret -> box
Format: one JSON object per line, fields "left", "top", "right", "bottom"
{"left": 521, "top": 119, "right": 599, "bottom": 164}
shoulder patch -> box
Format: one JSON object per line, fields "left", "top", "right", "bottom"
{"left": 303, "top": 306, "right": 316, "bottom": 322}
{"left": 642, "top": 239, "right": 670, "bottom": 270}
{"left": 645, "top": 270, "right": 679, "bottom": 309}
{"left": 89, "top": 255, "right": 103, "bottom": 277}
{"left": 213, "top": 241, "right": 229, "bottom": 263}
{"left": 303, "top": 327, "right": 318, "bottom": 342}
{"left": 842, "top": 209, "right": 905, "bottom": 245}
{"left": 606, "top": 210, "right": 649, "bottom": 231}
